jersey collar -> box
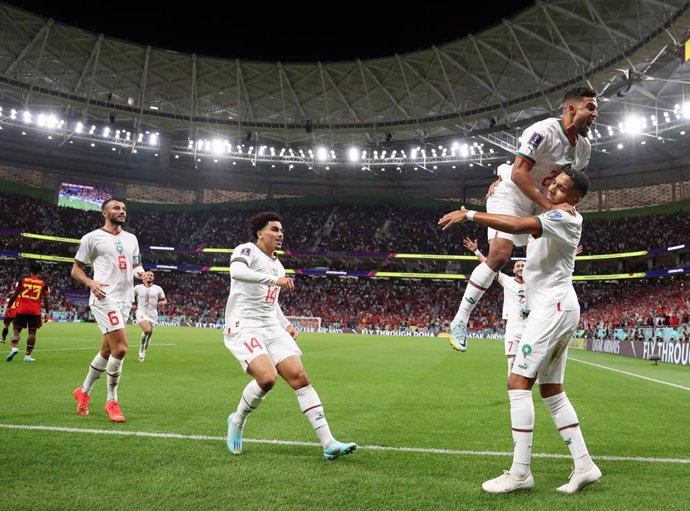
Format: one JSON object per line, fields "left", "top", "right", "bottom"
{"left": 558, "top": 118, "right": 577, "bottom": 147}
{"left": 100, "top": 227, "right": 121, "bottom": 236}
{"left": 253, "top": 242, "right": 277, "bottom": 260}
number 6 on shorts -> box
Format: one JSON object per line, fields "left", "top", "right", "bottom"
{"left": 107, "top": 310, "right": 120, "bottom": 326}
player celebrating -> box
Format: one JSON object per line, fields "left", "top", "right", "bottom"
{"left": 224, "top": 212, "right": 356, "bottom": 460}
{"left": 132, "top": 271, "right": 167, "bottom": 362}
{"left": 439, "top": 169, "right": 601, "bottom": 494}
{"left": 463, "top": 238, "right": 527, "bottom": 375}
{"left": 5, "top": 262, "right": 50, "bottom": 362}
{"left": 71, "top": 199, "right": 145, "bottom": 423}
{"left": 448, "top": 87, "right": 598, "bottom": 352}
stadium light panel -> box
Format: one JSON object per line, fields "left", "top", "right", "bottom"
{"left": 22, "top": 111, "right": 31, "bottom": 124}
{"left": 348, "top": 147, "right": 359, "bottom": 161}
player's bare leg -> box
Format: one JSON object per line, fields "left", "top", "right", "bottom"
{"left": 5, "top": 327, "right": 21, "bottom": 361}
{"left": 451, "top": 238, "right": 513, "bottom": 351}
{"left": 227, "top": 355, "right": 276, "bottom": 454}
{"left": 138, "top": 320, "right": 153, "bottom": 362}
{"left": 23, "top": 328, "right": 37, "bottom": 361}
{"left": 278, "top": 355, "right": 356, "bottom": 460}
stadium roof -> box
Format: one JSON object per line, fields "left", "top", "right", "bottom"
{"left": 0, "top": 0, "right": 689, "bottom": 197}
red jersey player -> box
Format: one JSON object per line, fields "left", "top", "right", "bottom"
{"left": 6, "top": 261, "right": 50, "bottom": 362}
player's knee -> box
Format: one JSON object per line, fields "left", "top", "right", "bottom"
{"left": 256, "top": 373, "right": 277, "bottom": 391}
{"left": 289, "top": 371, "right": 311, "bottom": 390}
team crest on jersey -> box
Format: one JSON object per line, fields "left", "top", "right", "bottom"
{"left": 115, "top": 242, "right": 123, "bottom": 253}
{"left": 521, "top": 344, "right": 533, "bottom": 356}
{"left": 527, "top": 132, "right": 545, "bottom": 149}
{"left": 240, "top": 247, "right": 251, "bottom": 256}
{"left": 544, "top": 210, "right": 563, "bottom": 220}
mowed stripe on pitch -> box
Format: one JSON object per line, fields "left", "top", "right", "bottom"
{"left": 1, "top": 423, "right": 688, "bottom": 464}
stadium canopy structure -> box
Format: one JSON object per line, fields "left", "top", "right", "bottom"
{"left": 0, "top": 0, "right": 689, "bottom": 199}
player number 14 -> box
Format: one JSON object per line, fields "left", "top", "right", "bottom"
{"left": 265, "top": 285, "right": 278, "bottom": 303}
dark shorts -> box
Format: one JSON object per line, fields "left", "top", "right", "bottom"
{"left": 14, "top": 314, "right": 42, "bottom": 329}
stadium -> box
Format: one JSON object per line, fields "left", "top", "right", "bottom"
{"left": 1, "top": 1, "right": 689, "bottom": 509}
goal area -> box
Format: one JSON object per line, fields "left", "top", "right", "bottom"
{"left": 286, "top": 316, "right": 322, "bottom": 330}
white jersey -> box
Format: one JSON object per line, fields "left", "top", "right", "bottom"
{"left": 524, "top": 209, "right": 582, "bottom": 311}
{"left": 502, "top": 118, "right": 591, "bottom": 210}
{"left": 133, "top": 284, "right": 165, "bottom": 318}
{"left": 75, "top": 228, "right": 140, "bottom": 305}
{"left": 497, "top": 272, "right": 527, "bottom": 322}
{"left": 224, "top": 242, "right": 284, "bottom": 330}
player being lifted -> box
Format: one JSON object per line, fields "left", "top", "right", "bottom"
{"left": 448, "top": 87, "right": 598, "bottom": 352}
{"left": 132, "top": 271, "right": 167, "bottom": 362}
{"left": 5, "top": 261, "right": 50, "bottom": 362}
{"left": 224, "top": 212, "right": 356, "bottom": 460}
{"left": 71, "top": 199, "right": 145, "bottom": 423}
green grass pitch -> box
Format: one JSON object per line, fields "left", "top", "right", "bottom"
{"left": 1, "top": 323, "right": 688, "bottom": 510}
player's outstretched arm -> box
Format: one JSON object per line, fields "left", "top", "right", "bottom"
{"left": 440, "top": 206, "right": 540, "bottom": 236}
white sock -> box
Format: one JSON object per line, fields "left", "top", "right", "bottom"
{"left": 106, "top": 356, "right": 124, "bottom": 402}
{"left": 543, "top": 392, "right": 594, "bottom": 471}
{"left": 295, "top": 384, "right": 335, "bottom": 448}
{"left": 82, "top": 353, "right": 108, "bottom": 393}
{"left": 140, "top": 331, "right": 147, "bottom": 344}
{"left": 233, "top": 380, "right": 267, "bottom": 427}
{"left": 453, "top": 262, "right": 496, "bottom": 323}
{"left": 509, "top": 390, "right": 534, "bottom": 478}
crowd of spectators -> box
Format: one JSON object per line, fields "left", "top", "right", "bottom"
{"left": 2, "top": 191, "right": 688, "bottom": 255}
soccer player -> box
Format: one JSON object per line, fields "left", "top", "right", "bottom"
{"left": 439, "top": 169, "right": 602, "bottom": 494}
{"left": 463, "top": 238, "right": 527, "bottom": 376}
{"left": 224, "top": 212, "right": 356, "bottom": 460}
{"left": 132, "top": 271, "right": 167, "bottom": 362}
{"left": 2, "top": 292, "right": 20, "bottom": 344}
{"left": 70, "top": 199, "right": 145, "bottom": 423}
{"left": 448, "top": 87, "right": 598, "bottom": 352}
{"left": 5, "top": 262, "right": 50, "bottom": 362}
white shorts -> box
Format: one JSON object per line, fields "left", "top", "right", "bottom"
{"left": 224, "top": 325, "right": 302, "bottom": 373}
{"left": 136, "top": 310, "right": 158, "bottom": 326}
{"left": 504, "top": 319, "right": 526, "bottom": 356}
{"left": 511, "top": 308, "right": 580, "bottom": 384}
{"left": 486, "top": 179, "right": 535, "bottom": 247}
{"left": 90, "top": 301, "right": 132, "bottom": 334}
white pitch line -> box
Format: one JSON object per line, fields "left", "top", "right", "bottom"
{"left": 36, "top": 343, "right": 176, "bottom": 352}
{"left": 568, "top": 357, "right": 690, "bottom": 391}
{"left": 0, "top": 424, "right": 688, "bottom": 464}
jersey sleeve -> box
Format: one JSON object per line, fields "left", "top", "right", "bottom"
{"left": 534, "top": 210, "right": 581, "bottom": 245}
{"left": 158, "top": 287, "right": 166, "bottom": 300}
{"left": 497, "top": 272, "right": 509, "bottom": 288}
{"left": 132, "top": 237, "right": 141, "bottom": 266}
{"left": 575, "top": 140, "right": 591, "bottom": 170}
{"left": 74, "top": 233, "right": 92, "bottom": 265}
{"left": 516, "top": 123, "right": 551, "bottom": 165}
{"left": 230, "top": 244, "right": 253, "bottom": 266}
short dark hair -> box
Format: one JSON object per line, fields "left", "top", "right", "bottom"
{"left": 249, "top": 211, "right": 283, "bottom": 240}
{"left": 28, "top": 261, "right": 42, "bottom": 274}
{"left": 101, "top": 198, "right": 126, "bottom": 210}
{"left": 562, "top": 168, "right": 590, "bottom": 198}
{"left": 562, "top": 86, "right": 597, "bottom": 107}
